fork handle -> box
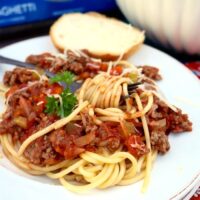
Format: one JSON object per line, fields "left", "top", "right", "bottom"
{"left": 0, "top": 55, "right": 35, "bottom": 69}
{"left": 0, "top": 55, "right": 56, "bottom": 78}
{"left": 0, "top": 55, "right": 81, "bottom": 91}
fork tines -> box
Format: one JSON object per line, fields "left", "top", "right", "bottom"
{"left": 127, "top": 82, "right": 142, "bottom": 94}
{"left": 128, "top": 82, "right": 142, "bottom": 89}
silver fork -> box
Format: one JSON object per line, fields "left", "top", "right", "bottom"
{"left": 0, "top": 55, "right": 54, "bottom": 77}
{"left": 0, "top": 55, "right": 81, "bottom": 91}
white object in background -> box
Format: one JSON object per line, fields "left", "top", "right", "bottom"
{"left": 116, "top": 0, "right": 200, "bottom": 54}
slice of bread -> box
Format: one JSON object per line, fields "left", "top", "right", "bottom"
{"left": 50, "top": 12, "right": 145, "bottom": 61}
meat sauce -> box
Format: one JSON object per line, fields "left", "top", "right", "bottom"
{"left": 26, "top": 51, "right": 108, "bottom": 80}
{"left": 25, "top": 51, "right": 163, "bottom": 80}
{"left": 3, "top": 68, "right": 40, "bottom": 87}
{"left": 0, "top": 81, "right": 148, "bottom": 165}
{"left": 0, "top": 58, "right": 192, "bottom": 166}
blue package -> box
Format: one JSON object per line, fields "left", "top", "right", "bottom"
{"left": 0, "top": 0, "right": 117, "bottom": 27}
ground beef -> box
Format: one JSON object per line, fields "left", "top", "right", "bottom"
{"left": 96, "top": 122, "right": 122, "bottom": 152}
{"left": 0, "top": 81, "right": 62, "bottom": 165}
{"left": 141, "top": 65, "right": 162, "bottom": 80}
{"left": 26, "top": 51, "right": 104, "bottom": 78}
{"left": 147, "top": 95, "right": 192, "bottom": 153}
{"left": 49, "top": 121, "right": 123, "bottom": 159}
{"left": 26, "top": 52, "right": 52, "bottom": 64}
{"left": 80, "top": 112, "right": 98, "bottom": 133}
{"left": 24, "top": 135, "right": 60, "bottom": 165}
{"left": 150, "top": 130, "right": 170, "bottom": 153}
{"left": 50, "top": 128, "right": 85, "bottom": 160}
{"left": 3, "top": 68, "right": 39, "bottom": 86}
{"left": 150, "top": 96, "right": 192, "bottom": 133}
{"left": 167, "top": 109, "right": 192, "bottom": 133}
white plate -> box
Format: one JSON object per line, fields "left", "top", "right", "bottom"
{"left": 0, "top": 36, "right": 200, "bottom": 200}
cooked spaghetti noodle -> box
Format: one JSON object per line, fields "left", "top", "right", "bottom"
{"left": 0, "top": 59, "right": 192, "bottom": 194}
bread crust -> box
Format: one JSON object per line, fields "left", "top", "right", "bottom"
{"left": 50, "top": 12, "right": 145, "bottom": 61}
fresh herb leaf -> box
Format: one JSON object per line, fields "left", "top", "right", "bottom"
{"left": 60, "top": 88, "right": 77, "bottom": 117}
{"left": 45, "top": 71, "right": 77, "bottom": 118}
{"left": 45, "top": 96, "right": 59, "bottom": 115}
{"left": 50, "top": 71, "right": 74, "bottom": 86}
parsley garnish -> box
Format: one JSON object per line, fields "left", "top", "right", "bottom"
{"left": 45, "top": 71, "right": 77, "bottom": 118}
{"left": 50, "top": 71, "right": 74, "bottom": 85}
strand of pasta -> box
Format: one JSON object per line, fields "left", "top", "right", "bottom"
{"left": 0, "top": 134, "right": 80, "bottom": 173}
{"left": 151, "top": 90, "right": 177, "bottom": 112}
{"left": 78, "top": 78, "right": 92, "bottom": 104}
{"left": 46, "top": 151, "right": 138, "bottom": 193}
{"left": 86, "top": 75, "right": 108, "bottom": 106}
{"left": 17, "top": 101, "right": 89, "bottom": 156}
{"left": 97, "top": 116, "right": 121, "bottom": 122}
{"left": 98, "top": 163, "right": 120, "bottom": 188}
{"left": 47, "top": 159, "right": 85, "bottom": 179}
{"left": 59, "top": 163, "right": 114, "bottom": 192}
{"left": 95, "top": 108, "right": 126, "bottom": 118}
{"left": 131, "top": 92, "right": 153, "bottom": 118}
{"left": 110, "top": 78, "right": 131, "bottom": 107}
{"left": 0, "top": 135, "right": 44, "bottom": 175}
{"left": 0, "top": 68, "right": 160, "bottom": 194}
{"left": 99, "top": 76, "right": 119, "bottom": 108}
{"left": 106, "top": 61, "right": 113, "bottom": 75}
{"left": 133, "top": 93, "right": 152, "bottom": 192}
{"left": 78, "top": 73, "right": 131, "bottom": 108}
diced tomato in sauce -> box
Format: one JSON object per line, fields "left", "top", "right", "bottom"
{"left": 110, "top": 65, "right": 123, "bottom": 75}
{"left": 125, "top": 135, "right": 148, "bottom": 158}
{"left": 49, "top": 83, "right": 63, "bottom": 94}
{"left": 100, "top": 63, "right": 108, "bottom": 71}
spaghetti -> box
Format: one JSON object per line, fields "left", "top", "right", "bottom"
{"left": 0, "top": 60, "right": 192, "bottom": 194}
